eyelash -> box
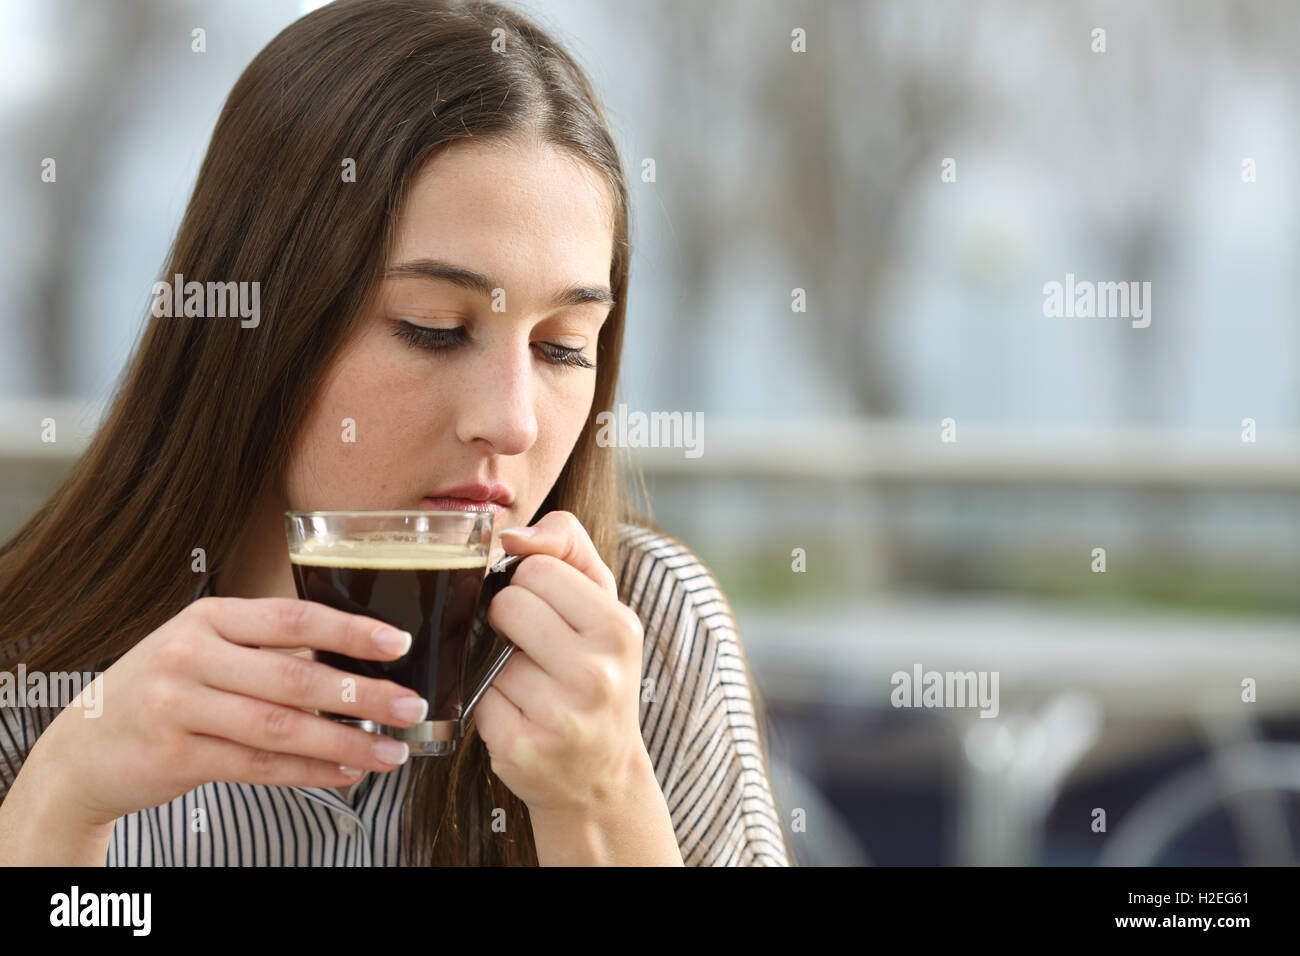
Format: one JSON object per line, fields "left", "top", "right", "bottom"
{"left": 390, "top": 321, "right": 597, "bottom": 370}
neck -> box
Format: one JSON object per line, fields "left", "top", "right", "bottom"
{"left": 213, "top": 487, "right": 296, "bottom": 600}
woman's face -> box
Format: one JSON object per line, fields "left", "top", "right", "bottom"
{"left": 282, "top": 138, "right": 616, "bottom": 553}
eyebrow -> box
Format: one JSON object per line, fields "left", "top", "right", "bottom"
{"left": 384, "top": 258, "right": 616, "bottom": 310}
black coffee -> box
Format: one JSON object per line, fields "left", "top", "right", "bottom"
{"left": 289, "top": 543, "right": 486, "bottom": 721}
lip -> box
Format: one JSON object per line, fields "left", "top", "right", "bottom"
{"left": 419, "top": 496, "right": 509, "bottom": 519}
{"left": 424, "top": 481, "right": 514, "bottom": 507}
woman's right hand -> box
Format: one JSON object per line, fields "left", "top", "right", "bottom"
{"left": 30, "top": 596, "right": 428, "bottom": 828}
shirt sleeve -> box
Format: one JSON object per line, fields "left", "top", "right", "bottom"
{"left": 624, "top": 528, "right": 791, "bottom": 866}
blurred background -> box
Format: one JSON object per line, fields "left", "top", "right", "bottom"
{"left": 1, "top": 0, "right": 1298, "bottom": 865}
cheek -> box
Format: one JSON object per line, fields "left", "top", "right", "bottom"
{"left": 558, "top": 383, "right": 596, "bottom": 444}
{"left": 283, "top": 340, "right": 441, "bottom": 507}
{"left": 532, "top": 376, "right": 596, "bottom": 468}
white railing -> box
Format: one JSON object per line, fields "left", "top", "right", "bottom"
{"left": 1, "top": 401, "right": 1297, "bottom": 489}
{"left": 630, "top": 419, "right": 1300, "bottom": 489}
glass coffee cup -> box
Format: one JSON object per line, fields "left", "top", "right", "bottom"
{"left": 284, "top": 510, "right": 521, "bottom": 756}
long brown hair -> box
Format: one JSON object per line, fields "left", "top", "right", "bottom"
{"left": 0, "top": 0, "right": 789, "bottom": 866}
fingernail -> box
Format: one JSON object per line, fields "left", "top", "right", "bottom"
{"left": 499, "top": 526, "right": 537, "bottom": 537}
{"left": 373, "top": 737, "right": 410, "bottom": 766}
{"left": 372, "top": 627, "right": 412, "bottom": 655}
{"left": 338, "top": 765, "right": 364, "bottom": 777}
{"left": 391, "top": 696, "right": 428, "bottom": 723}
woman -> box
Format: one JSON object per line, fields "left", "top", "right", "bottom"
{"left": 0, "top": 0, "right": 790, "bottom": 866}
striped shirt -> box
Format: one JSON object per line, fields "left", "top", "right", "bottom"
{"left": 0, "top": 522, "right": 790, "bottom": 866}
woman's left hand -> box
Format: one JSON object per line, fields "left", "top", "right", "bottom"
{"left": 475, "top": 510, "right": 649, "bottom": 817}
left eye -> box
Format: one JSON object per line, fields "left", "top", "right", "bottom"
{"left": 390, "top": 321, "right": 595, "bottom": 370}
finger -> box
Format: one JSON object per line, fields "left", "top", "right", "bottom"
{"left": 470, "top": 685, "right": 528, "bottom": 755}
{"left": 488, "top": 650, "right": 565, "bottom": 727}
{"left": 506, "top": 553, "right": 625, "bottom": 636}
{"left": 498, "top": 510, "right": 618, "bottom": 596}
{"left": 179, "top": 685, "right": 413, "bottom": 773}
{"left": 192, "top": 732, "right": 378, "bottom": 789}
{"left": 196, "top": 641, "right": 428, "bottom": 728}
{"left": 486, "top": 581, "right": 578, "bottom": 680}
{"left": 193, "top": 596, "right": 411, "bottom": 659}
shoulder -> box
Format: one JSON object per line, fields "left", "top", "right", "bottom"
{"left": 615, "top": 521, "right": 791, "bottom": 866}
{"left": 615, "top": 520, "right": 737, "bottom": 637}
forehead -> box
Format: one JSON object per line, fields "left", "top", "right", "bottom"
{"left": 389, "top": 140, "right": 615, "bottom": 292}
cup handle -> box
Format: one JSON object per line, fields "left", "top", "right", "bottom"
{"left": 460, "top": 552, "right": 523, "bottom": 732}
{"left": 461, "top": 641, "right": 516, "bottom": 728}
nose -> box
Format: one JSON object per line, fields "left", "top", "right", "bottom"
{"left": 455, "top": 333, "right": 538, "bottom": 455}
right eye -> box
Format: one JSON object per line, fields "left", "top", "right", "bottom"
{"left": 390, "top": 321, "right": 468, "bottom": 351}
